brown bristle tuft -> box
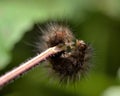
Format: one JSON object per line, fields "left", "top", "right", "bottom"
{"left": 35, "top": 21, "right": 93, "bottom": 83}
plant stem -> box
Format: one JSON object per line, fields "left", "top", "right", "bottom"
{"left": 0, "top": 46, "right": 63, "bottom": 88}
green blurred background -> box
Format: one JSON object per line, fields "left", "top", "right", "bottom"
{"left": 0, "top": 0, "right": 120, "bottom": 96}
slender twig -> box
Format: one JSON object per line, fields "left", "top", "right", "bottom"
{"left": 0, "top": 46, "right": 64, "bottom": 88}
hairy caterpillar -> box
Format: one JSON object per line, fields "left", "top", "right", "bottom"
{"left": 34, "top": 20, "right": 93, "bottom": 83}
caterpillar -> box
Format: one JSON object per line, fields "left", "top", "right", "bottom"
{"left": 34, "top": 20, "right": 93, "bottom": 83}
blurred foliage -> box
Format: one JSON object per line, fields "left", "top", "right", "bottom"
{"left": 0, "top": 0, "right": 120, "bottom": 96}
{"left": 102, "top": 86, "right": 120, "bottom": 96}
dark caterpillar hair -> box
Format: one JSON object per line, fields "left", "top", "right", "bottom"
{"left": 34, "top": 20, "right": 93, "bottom": 83}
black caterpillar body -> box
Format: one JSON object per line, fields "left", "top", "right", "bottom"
{"left": 35, "top": 21, "right": 93, "bottom": 83}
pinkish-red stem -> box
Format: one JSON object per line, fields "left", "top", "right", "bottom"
{"left": 0, "top": 46, "right": 62, "bottom": 87}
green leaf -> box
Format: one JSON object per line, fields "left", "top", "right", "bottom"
{"left": 102, "top": 86, "right": 120, "bottom": 96}
{"left": 0, "top": 0, "right": 82, "bottom": 70}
